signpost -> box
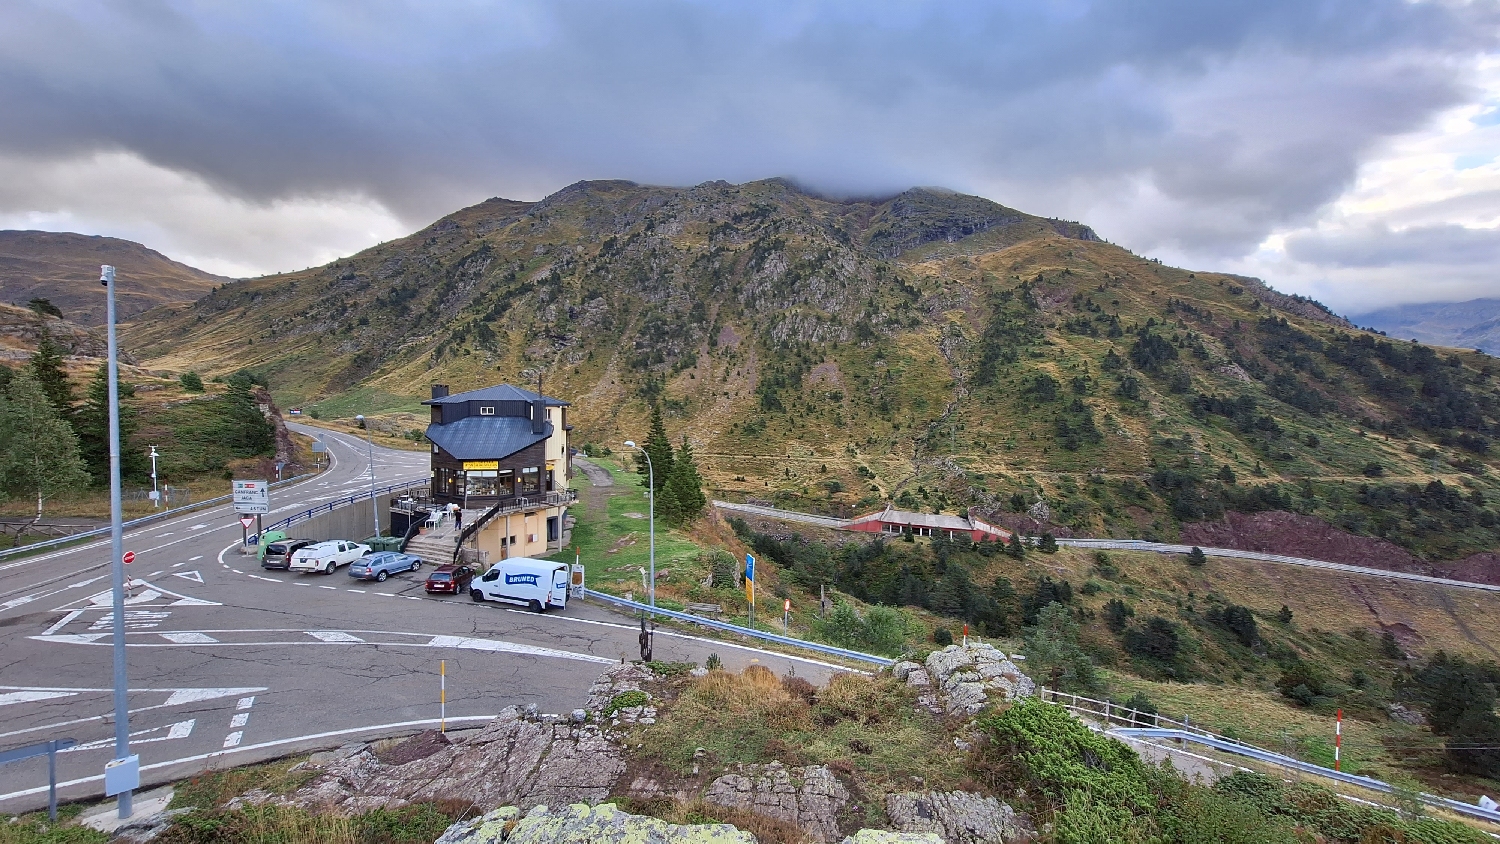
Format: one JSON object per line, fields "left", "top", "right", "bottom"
{"left": 233, "top": 480, "right": 268, "bottom": 548}
{"left": 745, "top": 553, "right": 755, "bottom": 627}
{"left": 122, "top": 551, "right": 135, "bottom": 565}
{"left": 238, "top": 515, "right": 255, "bottom": 547}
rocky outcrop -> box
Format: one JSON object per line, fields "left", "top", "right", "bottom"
{"left": 233, "top": 664, "right": 656, "bottom": 813}
{"left": 894, "top": 644, "right": 1035, "bottom": 716}
{"left": 435, "top": 803, "right": 755, "bottom": 844}
{"left": 840, "top": 833, "right": 944, "bottom": 844}
{"left": 703, "top": 762, "right": 850, "bottom": 842}
{"left": 885, "top": 791, "right": 1032, "bottom": 842}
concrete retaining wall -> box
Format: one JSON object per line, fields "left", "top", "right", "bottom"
{"left": 277, "top": 492, "right": 402, "bottom": 543}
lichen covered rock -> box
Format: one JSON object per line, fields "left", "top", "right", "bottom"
{"left": 885, "top": 791, "right": 1032, "bottom": 842}
{"left": 435, "top": 803, "right": 755, "bottom": 843}
{"left": 839, "top": 833, "right": 944, "bottom": 844}
{"left": 920, "top": 644, "right": 1034, "bottom": 715}
{"left": 704, "top": 761, "right": 850, "bottom": 842}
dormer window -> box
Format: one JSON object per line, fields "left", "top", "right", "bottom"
{"left": 479, "top": 405, "right": 495, "bottom": 416}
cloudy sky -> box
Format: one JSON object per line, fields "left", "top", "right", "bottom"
{"left": 0, "top": 1, "right": 1497, "bottom": 313}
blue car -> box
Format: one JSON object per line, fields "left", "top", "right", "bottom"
{"left": 348, "top": 551, "right": 423, "bottom": 582}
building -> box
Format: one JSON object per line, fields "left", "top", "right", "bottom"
{"left": 843, "top": 504, "right": 1011, "bottom": 543}
{"left": 423, "top": 383, "right": 576, "bottom": 560}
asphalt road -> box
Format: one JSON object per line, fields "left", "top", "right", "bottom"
{"left": 0, "top": 425, "right": 843, "bottom": 813}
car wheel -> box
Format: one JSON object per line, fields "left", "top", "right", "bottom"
{"left": 325, "top": 561, "right": 336, "bottom": 575}
{"left": 470, "top": 588, "right": 485, "bottom": 603}
{"left": 412, "top": 560, "right": 422, "bottom": 570}
{"left": 376, "top": 571, "right": 388, "bottom": 582}
{"left": 529, "top": 599, "right": 545, "bottom": 614}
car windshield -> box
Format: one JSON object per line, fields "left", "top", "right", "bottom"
{"left": 428, "top": 573, "right": 450, "bottom": 581}
{"left": 266, "top": 544, "right": 287, "bottom": 554}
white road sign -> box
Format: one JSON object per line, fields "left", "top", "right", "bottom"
{"left": 232, "top": 479, "right": 269, "bottom": 514}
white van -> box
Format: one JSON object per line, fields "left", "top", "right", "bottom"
{"left": 469, "top": 557, "right": 569, "bottom": 612}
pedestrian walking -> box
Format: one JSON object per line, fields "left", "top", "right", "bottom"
{"left": 453, "top": 506, "right": 463, "bottom": 532}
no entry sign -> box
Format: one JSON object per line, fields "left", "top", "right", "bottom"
{"left": 122, "top": 551, "right": 135, "bottom": 564}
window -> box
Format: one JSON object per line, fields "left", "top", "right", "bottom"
{"left": 520, "top": 466, "right": 540, "bottom": 494}
{"left": 479, "top": 405, "right": 495, "bottom": 416}
{"left": 465, "top": 470, "right": 498, "bottom": 497}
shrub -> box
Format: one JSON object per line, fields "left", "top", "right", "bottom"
{"left": 1186, "top": 546, "right": 1207, "bottom": 567}
{"left": 179, "top": 371, "right": 205, "bottom": 392}
{"left": 933, "top": 627, "right": 953, "bottom": 646}
{"left": 1122, "top": 616, "right": 1181, "bottom": 666}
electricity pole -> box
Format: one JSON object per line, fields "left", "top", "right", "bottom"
{"left": 102, "top": 265, "right": 135, "bottom": 819}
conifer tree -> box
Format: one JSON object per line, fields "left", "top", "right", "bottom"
{"left": 74, "top": 365, "right": 144, "bottom": 486}
{"left": 28, "top": 327, "right": 73, "bottom": 417}
{"left": 0, "top": 368, "right": 90, "bottom": 523}
{"left": 662, "top": 435, "right": 707, "bottom": 526}
{"left": 636, "top": 403, "right": 673, "bottom": 493}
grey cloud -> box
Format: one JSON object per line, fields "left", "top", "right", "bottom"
{"left": 1286, "top": 224, "right": 1500, "bottom": 268}
{"left": 0, "top": 0, "right": 1495, "bottom": 265}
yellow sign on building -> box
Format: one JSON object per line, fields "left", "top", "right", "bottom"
{"left": 462, "top": 460, "right": 499, "bottom": 471}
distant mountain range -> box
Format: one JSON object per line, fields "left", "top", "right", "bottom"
{"left": 1350, "top": 298, "right": 1500, "bottom": 354}
{"left": 0, "top": 230, "right": 231, "bottom": 325}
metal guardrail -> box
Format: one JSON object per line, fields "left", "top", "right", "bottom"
{"left": 0, "top": 472, "right": 318, "bottom": 561}
{"left": 263, "top": 479, "right": 431, "bottom": 535}
{"left": 1040, "top": 690, "right": 1500, "bottom": 825}
{"left": 0, "top": 738, "right": 76, "bottom": 820}
{"left": 582, "top": 588, "right": 893, "bottom": 667}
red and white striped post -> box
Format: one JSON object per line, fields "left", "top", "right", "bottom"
{"left": 1334, "top": 709, "right": 1342, "bottom": 771}
{"left": 962, "top": 623, "right": 969, "bottom": 647}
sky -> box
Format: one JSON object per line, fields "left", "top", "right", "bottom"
{"left": 0, "top": 1, "right": 1497, "bottom": 314}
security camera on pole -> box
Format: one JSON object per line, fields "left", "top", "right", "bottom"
{"left": 355, "top": 415, "right": 380, "bottom": 537}
{"left": 148, "top": 446, "right": 160, "bottom": 508}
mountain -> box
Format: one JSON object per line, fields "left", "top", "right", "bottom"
{"left": 1351, "top": 298, "right": 1500, "bottom": 354}
{"left": 122, "top": 178, "right": 1500, "bottom": 565}
{"left": 0, "top": 230, "right": 231, "bottom": 325}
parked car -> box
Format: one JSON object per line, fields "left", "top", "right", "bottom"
{"left": 349, "top": 551, "right": 423, "bottom": 582}
{"left": 261, "top": 538, "right": 315, "bottom": 570}
{"left": 424, "top": 564, "right": 474, "bottom": 595}
{"left": 289, "top": 540, "right": 371, "bottom": 575}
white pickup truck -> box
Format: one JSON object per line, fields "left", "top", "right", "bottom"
{"left": 289, "top": 540, "right": 371, "bottom": 575}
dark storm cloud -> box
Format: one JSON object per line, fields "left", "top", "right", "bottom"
{"left": 1287, "top": 224, "right": 1500, "bottom": 268}
{"left": 0, "top": 0, "right": 1494, "bottom": 258}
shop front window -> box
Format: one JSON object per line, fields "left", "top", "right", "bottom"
{"left": 466, "top": 470, "right": 498, "bottom": 497}
{"left": 498, "top": 469, "right": 515, "bottom": 497}
{"left": 520, "top": 466, "right": 540, "bottom": 494}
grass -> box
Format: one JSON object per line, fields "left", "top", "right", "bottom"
{"left": 154, "top": 802, "right": 467, "bottom": 844}
{"left": 0, "top": 804, "right": 105, "bottom": 844}
{"left": 168, "top": 757, "right": 320, "bottom": 812}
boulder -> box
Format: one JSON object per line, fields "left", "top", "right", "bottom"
{"left": 885, "top": 791, "right": 1032, "bottom": 842}
{"left": 434, "top": 802, "right": 755, "bottom": 844}
{"left": 704, "top": 762, "right": 850, "bottom": 842}
{"left": 921, "top": 644, "right": 1035, "bottom": 715}
{"left": 840, "top": 833, "right": 944, "bottom": 844}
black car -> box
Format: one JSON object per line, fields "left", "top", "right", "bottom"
{"left": 262, "top": 538, "right": 316, "bottom": 570}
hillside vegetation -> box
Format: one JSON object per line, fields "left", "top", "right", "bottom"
{"left": 122, "top": 179, "right": 1500, "bottom": 566}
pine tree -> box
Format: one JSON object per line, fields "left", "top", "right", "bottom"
{"left": 636, "top": 403, "right": 673, "bottom": 493}
{"left": 73, "top": 365, "right": 144, "bottom": 486}
{"left": 0, "top": 365, "right": 12, "bottom": 397}
{"left": 1187, "top": 546, "right": 1207, "bottom": 567}
{"left": 0, "top": 368, "right": 90, "bottom": 523}
{"left": 1006, "top": 531, "right": 1026, "bottom": 559}
{"left": 28, "top": 327, "right": 73, "bottom": 417}
{"left": 662, "top": 435, "right": 707, "bottom": 526}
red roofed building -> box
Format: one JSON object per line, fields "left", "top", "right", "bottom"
{"left": 844, "top": 504, "right": 1011, "bottom": 542}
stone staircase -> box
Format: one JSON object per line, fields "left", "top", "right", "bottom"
{"left": 402, "top": 509, "right": 480, "bottom": 565}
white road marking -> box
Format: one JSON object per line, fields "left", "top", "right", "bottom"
{"left": 306, "top": 631, "right": 363, "bottom": 643}
{"left": 294, "top": 583, "right": 310, "bottom": 587}
{"left": 0, "top": 687, "right": 267, "bottom": 742}
{"left": 163, "top": 688, "right": 265, "bottom": 706}
{"left": 89, "top": 610, "right": 171, "bottom": 631}
{"left": 172, "top": 571, "right": 204, "bottom": 583}
{"left": 189, "top": 555, "right": 204, "bottom": 561}
{"left": 426, "top": 635, "right": 614, "bottom": 664}
{"left": 190, "top": 525, "right": 208, "bottom": 531}
{"left": 0, "top": 595, "right": 35, "bottom": 610}
{"left": 171, "top": 562, "right": 185, "bottom": 568}
{"left": 346, "top": 589, "right": 365, "bottom": 593}
{"left": 160, "top": 632, "right": 218, "bottom": 644}
{"left": 229, "top": 713, "right": 249, "bottom": 728}
{"left": 222, "top": 731, "right": 242, "bottom": 748}
{"left": 316, "top": 585, "right": 336, "bottom": 590}
{"left": 0, "top": 691, "right": 77, "bottom": 707}
{"left": 155, "top": 533, "right": 174, "bottom": 537}
{"left": 230, "top": 569, "right": 242, "bottom": 574}
{"left": 42, "top": 610, "right": 83, "bottom": 636}
{"left": 63, "top": 719, "right": 195, "bottom": 753}
{"left": 147, "top": 570, "right": 165, "bottom": 577}
{"left": 236, "top": 696, "right": 255, "bottom": 710}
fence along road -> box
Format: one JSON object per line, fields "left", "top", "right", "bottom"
{"left": 711, "top": 501, "right": 1500, "bottom": 593}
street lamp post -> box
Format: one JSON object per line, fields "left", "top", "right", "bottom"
{"left": 355, "top": 416, "right": 380, "bottom": 537}
{"left": 623, "top": 441, "right": 655, "bottom": 611}
{"left": 101, "top": 265, "right": 133, "bottom": 819}
{"left": 149, "top": 446, "right": 160, "bottom": 509}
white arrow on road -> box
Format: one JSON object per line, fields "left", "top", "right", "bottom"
{"left": 61, "top": 719, "right": 195, "bottom": 753}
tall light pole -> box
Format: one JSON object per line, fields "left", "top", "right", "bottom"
{"left": 624, "top": 441, "right": 654, "bottom": 611}
{"left": 148, "top": 446, "right": 160, "bottom": 509}
{"left": 101, "top": 265, "right": 134, "bottom": 819}
{"left": 355, "top": 415, "right": 379, "bottom": 537}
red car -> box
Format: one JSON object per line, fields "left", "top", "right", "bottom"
{"left": 424, "top": 564, "right": 475, "bottom": 595}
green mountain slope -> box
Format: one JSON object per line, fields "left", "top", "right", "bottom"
{"left": 122, "top": 178, "right": 1500, "bottom": 564}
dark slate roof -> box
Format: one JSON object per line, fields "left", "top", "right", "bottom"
{"left": 423, "top": 384, "right": 569, "bottom": 406}
{"left": 425, "top": 417, "right": 553, "bottom": 461}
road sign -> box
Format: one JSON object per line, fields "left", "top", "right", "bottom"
{"left": 239, "top": 516, "right": 255, "bottom": 529}
{"left": 122, "top": 551, "right": 135, "bottom": 565}
{"left": 232, "top": 480, "right": 268, "bottom": 514}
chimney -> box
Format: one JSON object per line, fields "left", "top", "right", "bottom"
{"left": 532, "top": 399, "right": 546, "bottom": 434}
{"left": 432, "top": 384, "right": 449, "bottom": 400}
